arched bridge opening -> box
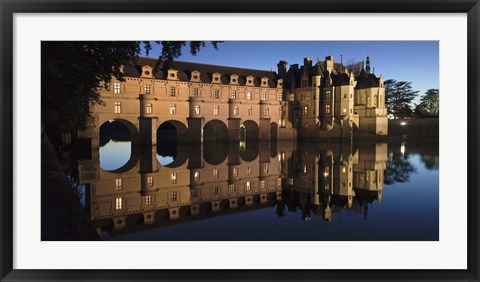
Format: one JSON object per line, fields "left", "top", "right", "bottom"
{"left": 99, "top": 119, "right": 139, "bottom": 172}
{"left": 157, "top": 120, "right": 189, "bottom": 167}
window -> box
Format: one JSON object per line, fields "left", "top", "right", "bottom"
{"left": 170, "top": 104, "right": 176, "bottom": 114}
{"left": 303, "top": 164, "right": 307, "bottom": 173}
{"left": 278, "top": 93, "right": 282, "bottom": 101}
{"left": 231, "top": 90, "right": 237, "bottom": 99}
{"left": 325, "top": 105, "right": 331, "bottom": 114}
{"left": 171, "top": 191, "right": 178, "bottom": 201}
{"left": 213, "top": 185, "right": 220, "bottom": 195}
{"left": 214, "top": 89, "right": 219, "bottom": 99}
{"left": 260, "top": 180, "right": 266, "bottom": 189}
{"left": 194, "top": 105, "right": 200, "bottom": 115}
{"left": 263, "top": 164, "right": 269, "bottom": 173}
{"left": 261, "top": 92, "right": 266, "bottom": 101}
{"left": 115, "top": 178, "right": 122, "bottom": 190}
{"left": 146, "top": 103, "right": 152, "bottom": 114}
{"left": 145, "top": 195, "right": 152, "bottom": 205}
{"left": 233, "top": 106, "right": 239, "bottom": 116}
{"left": 277, "top": 178, "right": 282, "bottom": 187}
{"left": 248, "top": 107, "right": 253, "bottom": 116}
{"left": 229, "top": 184, "right": 236, "bottom": 193}
{"left": 303, "top": 106, "right": 308, "bottom": 116}
{"left": 171, "top": 173, "right": 177, "bottom": 184}
{"left": 115, "top": 198, "right": 123, "bottom": 210}
{"left": 191, "top": 189, "right": 198, "bottom": 198}
{"left": 246, "top": 92, "right": 252, "bottom": 100}
{"left": 350, "top": 93, "right": 353, "bottom": 99}
{"left": 192, "top": 88, "right": 199, "bottom": 97}
{"left": 247, "top": 166, "right": 252, "bottom": 175}
{"left": 194, "top": 171, "right": 200, "bottom": 181}
{"left": 114, "top": 102, "right": 121, "bottom": 114}
{"left": 113, "top": 82, "right": 121, "bottom": 94}
{"left": 301, "top": 79, "right": 307, "bottom": 88}
{"left": 213, "top": 169, "right": 218, "bottom": 179}
{"left": 372, "top": 172, "right": 377, "bottom": 183}
{"left": 214, "top": 105, "right": 219, "bottom": 116}
{"left": 233, "top": 168, "right": 238, "bottom": 177}
{"left": 343, "top": 108, "right": 347, "bottom": 114}
{"left": 264, "top": 107, "right": 269, "bottom": 116}
{"left": 169, "top": 87, "right": 176, "bottom": 97}
{"left": 325, "top": 90, "right": 331, "bottom": 99}
{"left": 144, "top": 85, "right": 151, "bottom": 94}
{"left": 302, "top": 93, "right": 307, "bottom": 101}
{"left": 246, "top": 181, "right": 251, "bottom": 191}
{"left": 147, "top": 176, "right": 153, "bottom": 187}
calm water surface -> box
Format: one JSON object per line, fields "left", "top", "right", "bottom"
{"left": 83, "top": 132, "right": 438, "bottom": 241}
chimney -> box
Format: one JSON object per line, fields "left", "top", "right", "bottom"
{"left": 277, "top": 60, "right": 288, "bottom": 78}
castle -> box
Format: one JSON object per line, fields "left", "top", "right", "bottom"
{"left": 81, "top": 55, "right": 387, "bottom": 147}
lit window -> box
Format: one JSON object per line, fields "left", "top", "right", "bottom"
{"left": 303, "top": 106, "right": 308, "bottom": 116}
{"left": 194, "top": 171, "right": 200, "bottom": 181}
{"left": 246, "top": 92, "right": 252, "bottom": 100}
{"left": 372, "top": 172, "right": 377, "bottom": 183}
{"left": 114, "top": 102, "right": 121, "bottom": 114}
{"left": 303, "top": 164, "right": 307, "bottom": 173}
{"left": 114, "top": 82, "right": 121, "bottom": 94}
{"left": 248, "top": 107, "right": 253, "bottom": 116}
{"left": 214, "top": 89, "right": 219, "bottom": 99}
{"left": 191, "top": 189, "right": 198, "bottom": 198}
{"left": 115, "top": 198, "right": 123, "bottom": 210}
{"left": 115, "top": 178, "right": 122, "bottom": 190}
{"left": 233, "top": 167, "right": 238, "bottom": 177}
{"left": 147, "top": 176, "right": 154, "bottom": 187}
{"left": 263, "top": 164, "right": 269, "bottom": 173}
{"left": 325, "top": 90, "right": 331, "bottom": 99}
{"left": 213, "top": 169, "right": 218, "bottom": 179}
{"left": 277, "top": 178, "right": 282, "bottom": 187}
{"left": 264, "top": 107, "right": 269, "bottom": 116}
{"left": 192, "top": 88, "right": 199, "bottom": 97}
{"left": 214, "top": 105, "right": 219, "bottom": 116}
{"left": 234, "top": 106, "right": 239, "bottom": 116}
{"left": 194, "top": 105, "right": 201, "bottom": 115}
{"left": 261, "top": 92, "right": 266, "bottom": 101}
{"left": 229, "top": 184, "right": 236, "bottom": 192}
{"left": 171, "top": 173, "right": 177, "bottom": 184}
{"left": 145, "top": 195, "right": 153, "bottom": 205}
{"left": 213, "top": 185, "right": 219, "bottom": 195}
{"left": 260, "top": 180, "right": 266, "bottom": 189}
{"left": 170, "top": 87, "right": 176, "bottom": 97}
{"left": 170, "top": 104, "right": 176, "bottom": 114}
{"left": 246, "top": 181, "right": 251, "bottom": 191}
{"left": 231, "top": 90, "right": 237, "bottom": 99}
{"left": 171, "top": 191, "right": 178, "bottom": 201}
{"left": 278, "top": 93, "right": 282, "bottom": 101}
{"left": 342, "top": 108, "right": 347, "bottom": 113}
{"left": 325, "top": 105, "right": 331, "bottom": 114}
{"left": 247, "top": 166, "right": 252, "bottom": 175}
{"left": 144, "top": 85, "right": 151, "bottom": 94}
{"left": 146, "top": 103, "right": 152, "bottom": 114}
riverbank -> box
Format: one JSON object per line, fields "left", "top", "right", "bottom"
{"left": 41, "top": 135, "right": 99, "bottom": 240}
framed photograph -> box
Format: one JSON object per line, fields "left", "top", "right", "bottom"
{"left": 1, "top": 0, "right": 479, "bottom": 281}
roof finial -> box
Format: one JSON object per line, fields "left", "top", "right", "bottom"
{"left": 366, "top": 55, "right": 371, "bottom": 74}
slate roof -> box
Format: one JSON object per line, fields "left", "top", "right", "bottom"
{"left": 355, "top": 69, "right": 380, "bottom": 89}
{"left": 122, "top": 56, "right": 279, "bottom": 88}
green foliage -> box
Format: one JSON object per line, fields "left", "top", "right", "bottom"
{"left": 415, "top": 89, "right": 439, "bottom": 117}
{"left": 384, "top": 79, "right": 419, "bottom": 119}
{"left": 42, "top": 41, "right": 222, "bottom": 132}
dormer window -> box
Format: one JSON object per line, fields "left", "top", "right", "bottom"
{"left": 230, "top": 74, "right": 239, "bottom": 85}
{"left": 261, "top": 77, "right": 269, "bottom": 87}
{"left": 167, "top": 69, "right": 178, "bottom": 80}
{"left": 141, "top": 66, "right": 153, "bottom": 78}
{"left": 246, "top": 76, "right": 255, "bottom": 86}
{"left": 191, "top": 70, "right": 201, "bottom": 82}
{"left": 212, "top": 72, "right": 222, "bottom": 84}
{"left": 277, "top": 79, "right": 283, "bottom": 88}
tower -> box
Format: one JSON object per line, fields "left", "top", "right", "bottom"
{"left": 365, "top": 56, "right": 371, "bottom": 74}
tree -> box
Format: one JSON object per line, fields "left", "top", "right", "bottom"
{"left": 384, "top": 79, "right": 419, "bottom": 119}
{"left": 384, "top": 152, "right": 417, "bottom": 185}
{"left": 415, "top": 89, "right": 439, "bottom": 117}
{"left": 42, "top": 41, "right": 221, "bottom": 133}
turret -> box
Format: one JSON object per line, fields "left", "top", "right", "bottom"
{"left": 366, "top": 56, "right": 371, "bottom": 74}
{"left": 277, "top": 60, "right": 288, "bottom": 78}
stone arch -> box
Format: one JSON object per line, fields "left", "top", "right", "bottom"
{"left": 240, "top": 120, "right": 259, "bottom": 142}
{"left": 240, "top": 141, "right": 259, "bottom": 162}
{"left": 99, "top": 119, "right": 140, "bottom": 173}
{"left": 203, "top": 119, "right": 229, "bottom": 165}
{"left": 156, "top": 120, "right": 189, "bottom": 168}
{"left": 203, "top": 119, "right": 228, "bottom": 142}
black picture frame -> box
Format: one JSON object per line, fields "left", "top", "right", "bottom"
{"left": 1, "top": 0, "right": 479, "bottom": 281}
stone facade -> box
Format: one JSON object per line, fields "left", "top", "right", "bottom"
{"left": 81, "top": 55, "right": 387, "bottom": 147}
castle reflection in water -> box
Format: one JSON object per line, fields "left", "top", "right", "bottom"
{"left": 78, "top": 141, "right": 387, "bottom": 238}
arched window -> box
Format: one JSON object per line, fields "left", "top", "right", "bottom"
{"left": 146, "top": 103, "right": 152, "bottom": 114}
{"left": 233, "top": 106, "right": 239, "bottom": 115}
{"left": 194, "top": 105, "right": 200, "bottom": 115}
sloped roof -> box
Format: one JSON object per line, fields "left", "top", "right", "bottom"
{"left": 122, "top": 56, "right": 279, "bottom": 87}
{"left": 355, "top": 69, "right": 380, "bottom": 89}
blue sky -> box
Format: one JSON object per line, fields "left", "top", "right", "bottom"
{"left": 141, "top": 41, "right": 438, "bottom": 104}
